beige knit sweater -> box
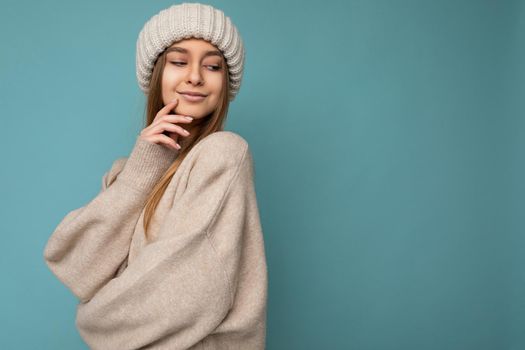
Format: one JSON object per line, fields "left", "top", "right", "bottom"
{"left": 43, "top": 131, "right": 268, "bottom": 350}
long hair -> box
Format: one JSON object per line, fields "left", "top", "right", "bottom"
{"left": 142, "top": 44, "right": 231, "bottom": 243}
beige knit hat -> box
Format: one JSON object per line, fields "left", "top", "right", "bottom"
{"left": 136, "top": 2, "right": 245, "bottom": 102}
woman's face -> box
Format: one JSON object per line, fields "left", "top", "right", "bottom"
{"left": 162, "top": 38, "right": 225, "bottom": 120}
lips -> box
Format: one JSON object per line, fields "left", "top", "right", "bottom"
{"left": 178, "top": 91, "right": 207, "bottom": 97}
{"left": 179, "top": 92, "right": 206, "bottom": 102}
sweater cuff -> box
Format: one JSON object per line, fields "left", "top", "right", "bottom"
{"left": 117, "top": 136, "right": 178, "bottom": 192}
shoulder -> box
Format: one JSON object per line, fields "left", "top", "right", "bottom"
{"left": 192, "top": 131, "right": 250, "bottom": 167}
{"left": 197, "top": 131, "right": 249, "bottom": 153}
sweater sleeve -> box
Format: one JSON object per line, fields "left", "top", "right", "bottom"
{"left": 100, "top": 157, "right": 128, "bottom": 193}
{"left": 74, "top": 138, "right": 252, "bottom": 350}
{"left": 43, "top": 137, "right": 178, "bottom": 303}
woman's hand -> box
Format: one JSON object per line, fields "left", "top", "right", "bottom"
{"left": 138, "top": 99, "right": 193, "bottom": 150}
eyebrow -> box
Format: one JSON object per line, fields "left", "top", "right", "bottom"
{"left": 165, "top": 46, "right": 223, "bottom": 58}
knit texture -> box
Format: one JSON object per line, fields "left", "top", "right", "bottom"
{"left": 43, "top": 131, "right": 268, "bottom": 349}
{"left": 136, "top": 2, "right": 245, "bottom": 101}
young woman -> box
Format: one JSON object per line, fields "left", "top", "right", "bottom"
{"left": 43, "top": 3, "right": 268, "bottom": 349}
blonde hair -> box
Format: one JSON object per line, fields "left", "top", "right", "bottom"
{"left": 141, "top": 43, "right": 231, "bottom": 243}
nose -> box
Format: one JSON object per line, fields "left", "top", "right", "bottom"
{"left": 186, "top": 62, "right": 204, "bottom": 86}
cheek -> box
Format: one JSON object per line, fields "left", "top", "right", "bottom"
{"left": 162, "top": 72, "right": 176, "bottom": 86}
{"left": 208, "top": 76, "right": 225, "bottom": 94}
{"left": 162, "top": 66, "right": 184, "bottom": 84}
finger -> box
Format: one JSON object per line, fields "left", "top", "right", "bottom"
{"left": 154, "top": 99, "right": 179, "bottom": 121}
{"left": 154, "top": 122, "right": 190, "bottom": 138}
{"left": 152, "top": 115, "right": 193, "bottom": 128}
{"left": 161, "top": 114, "right": 194, "bottom": 123}
{"left": 149, "top": 115, "right": 192, "bottom": 133}
{"left": 150, "top": 134, "right": 181, "bottom": 150}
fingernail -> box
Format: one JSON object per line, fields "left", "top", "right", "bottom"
{"left": 185, "top": 116, "right": 193, "bottom": 120}
{"left": 172, "top": 98, "right": 178, "bottom": 103}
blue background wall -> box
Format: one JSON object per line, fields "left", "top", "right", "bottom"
{"left": 1, "top": 0, "right": 523, "bottom": 349}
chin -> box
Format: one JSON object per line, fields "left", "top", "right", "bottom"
{"left": 181, "top": 101, "right": 216, "bottom": 111}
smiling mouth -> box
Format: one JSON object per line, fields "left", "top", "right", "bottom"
{"left": 179, "top": 93, "right": 207, "bottom": 102}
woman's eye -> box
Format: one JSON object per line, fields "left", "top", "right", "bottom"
{"left": 170, "top": 61, "right": 221, "bottom": 71}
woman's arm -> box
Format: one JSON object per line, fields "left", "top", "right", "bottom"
{"left": 75, "top": 134, "right": 257, "bottom": 350}
{"left": 100, "top": 157, "right": 127, "bottom": 192}
{"left": 43, "top": 137, "right": 178, "bottom": 303}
